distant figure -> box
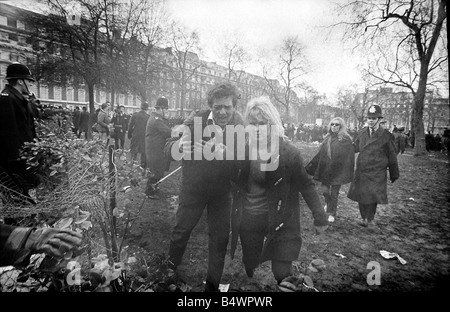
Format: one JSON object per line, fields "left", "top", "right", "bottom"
{"left": 96, "top": 102, "right": 111, "bottom": 141}
{"left": 78, "top": 106, "right": 90, "bottom": 139}
{"left": 73, "top": 106, "right": 81, "bottom": 135}
{"left": 306, "top": 117, "right": 355, "bottom": 223}
{"left": 145, "top": 97, "right": 171, "bottom": 199}
{"left": 111, "top": 105, "right": 128, "bottom": 149}
{"left": 128, "top": 102, "right": 150, "bottom": 171}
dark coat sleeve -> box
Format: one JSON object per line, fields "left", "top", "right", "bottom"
{"left": 0, "top": 224, "right": 33, "bottom": 267}
{"left": 289, "top": 145, "right": 328, "bottom": 226}
{"left": 127, "top": 114, "right": 135, "bottom": 139}
{"left": 385, "top": 134, "right": 400, "bottom": 181}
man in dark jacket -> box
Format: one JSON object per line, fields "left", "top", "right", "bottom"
{"left": 111, "top": 105, "right": 128, "bottom": 149}
{"left": 128, "top": 102, "right": 150, "bottom": 170}
{"left": 72, "top": 106, "right": 81, "bottom": 135}
{"left": 78, "top": 106, "right": 90, "bottom": 139}
{"left": 164, "top": 82, "right": 243, "bottom": 292}
{"left": 145, "top": 97, "right": 172, "bottom": 199}
{"left": 0, "top": 63, "right": 39, "bottom": 204}
{"left": 347, "top": 105, "right": 399, "bottom": 228}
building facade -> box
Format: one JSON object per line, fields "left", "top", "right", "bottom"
{"left": 0, "top": 2, "right": 295, "bottom": 119}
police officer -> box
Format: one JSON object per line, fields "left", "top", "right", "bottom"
{"left": 111, "top": 105, "right": 128, "bottom": 149}
{"left": 145, "top": 97, "right": 172, "bottom": 199}
{"left": 347, "top": 104, "right": 399, "bottom": 228}
{"left": 0, "top": 62, "right": 39, "bottom": 204}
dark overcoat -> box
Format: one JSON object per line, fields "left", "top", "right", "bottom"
{"left": 0, "top": 85, "right": 36, "bottom": 167}
{"left": 347, "top": 127, "right": 399, "bottom": 204}
{"left": 307, "top": 133, "right": 355, "bottom": 185}
{"left": 78, "top": 111, "right": 90, "bottom": 132}
{"left": 145, "top": 111, "right": 172, "bottom": 175}
{"left": 128, "top": 110, "right": 149, "bottom": 154}
{"left": 111, "top": 112, "right": 128, "bottom": 139}
{"left": 230, "top": 139, "right": 328, "bottom": 263}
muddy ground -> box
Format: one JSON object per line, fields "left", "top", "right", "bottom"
{"left": 126, "top": 141, "right": 450, "bottom": 292}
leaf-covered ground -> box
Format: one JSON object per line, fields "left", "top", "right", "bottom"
{"left": 127, "top": 142, "right": 450, "bottom": 292}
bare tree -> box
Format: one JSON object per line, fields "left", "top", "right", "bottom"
{"left": 219, "top": 33, "right": 251, "bottom": 83}
{"left": 261, "top": 36, "right": 308, "bottom": 121}
{"left": 122, "top": 0, "right": 169, "bottom": 104}
{"left": 332, "top": 0, "right": 447, "bottom": 156}
{"left": 167, "top": 22, "right": 202, "bottom": 117}
{"left": 350, "top": 88, "right": 378, "bottom": 129}
{"left": 336, "top": 84, "right": 359, "bottom": 121}
{"left": 27, "top": 0, "right": 108, "bottom": 122}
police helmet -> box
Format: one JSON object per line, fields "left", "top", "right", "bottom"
{"left": 367, "top": 105, "right": 383, "bottom": 118}
{"left": 6, "top": 62, "right": 35, "bottom": 81}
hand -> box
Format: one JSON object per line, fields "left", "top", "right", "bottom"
{"left": 314, "top": 225, "right": 329, "bottom": 234}
{"left": 192, "top": 140, "right": 206, "bottom": 154}
{"left": 25, "top": 228, "right": 83, "bottom": 258}
{"left": 178, "top": 133, "right": 193, "bottom": 154}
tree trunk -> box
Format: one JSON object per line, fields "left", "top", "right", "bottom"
{"left": 180, "top": 82, "right": 186, "bottom": 118}
{"left": 412, "top": 61, "right": 430, "bottom": 156}
{"left": 88, "top": 82, "right": 96, "bottom": 140}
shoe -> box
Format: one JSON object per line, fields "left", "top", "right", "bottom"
{"left": 147, "top": 194, "right": 160, "bottom": 200}
{"left": 328, "top": 215, "right": 335, "bottom": 223}
{"left": 359, "top": 219, "right": 368, "bottom": 227}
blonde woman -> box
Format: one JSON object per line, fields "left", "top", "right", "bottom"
{"left": 306, "top": 117, "right": 355, "bottom": 223}
{"left": 230, "top": 96, "right": 328, "bottom": 287}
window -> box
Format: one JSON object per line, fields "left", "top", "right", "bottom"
{"left": 40, "top": 85, "right": 48, "bottom": 99}
{"left": 67, "top": 87, "right": 74, "bottom": 101}
{"left": 7, "top": 18, "right": 17, "bottom": 28}
{"left": 8, "top": 33, "right": 18, "bottom": 41}
{"left": 17, "top": 21, "right": 25, "bottom": 30}
{"left": 10, "top": 53, "right": 19, "bottom": 62}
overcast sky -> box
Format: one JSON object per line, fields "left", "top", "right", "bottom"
{"left": 166, "top": 0, "right": 365, "bottom": 99}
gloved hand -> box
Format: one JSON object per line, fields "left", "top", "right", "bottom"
{"left": 314, "top": 225, "right": 329, "bottom": 234}
{"left": 178, "top": 132, "right": 193, "bottom": 154}
{"left": 25, "top": 228, "right": 83, "bottom": 258}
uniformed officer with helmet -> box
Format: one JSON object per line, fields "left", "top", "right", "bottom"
{"left": 145, "top": 97, "right": 172, "bottom": 199}
{"left": 0, "top": 62, "right": 39, "bottom": 204}
{"left": 347, "top": 104, "right": 400, "bottom": 227}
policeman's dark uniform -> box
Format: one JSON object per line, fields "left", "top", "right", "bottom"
{"left": 145, "top": 98, "right": 171, "bottom": 196}
{"left": 0, "top": 63, "right": 39, "bottom": 203}
{"left": 111, "top": 109, "right": 128, "bottom": 149}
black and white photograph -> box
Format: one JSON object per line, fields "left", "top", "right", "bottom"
{"left": 0, "top": 0, "right": 448, "bottom": 304}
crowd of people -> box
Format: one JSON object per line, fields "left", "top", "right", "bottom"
{"left": 2, "top": 62, "right": 444, "bottom": 293}
{"left": 284, "top": 122, "right": 361, "bottom": 144}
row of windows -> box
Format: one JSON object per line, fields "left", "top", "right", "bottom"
{"left": 0, "top": 15, "right": 26, "bottom": 30}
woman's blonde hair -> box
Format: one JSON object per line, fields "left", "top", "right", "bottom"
{"left": 244, "top": 96, "right": 286, "bottom": 139}
{"left": 326, "top": 117, "right": 352, "bottom": 140}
